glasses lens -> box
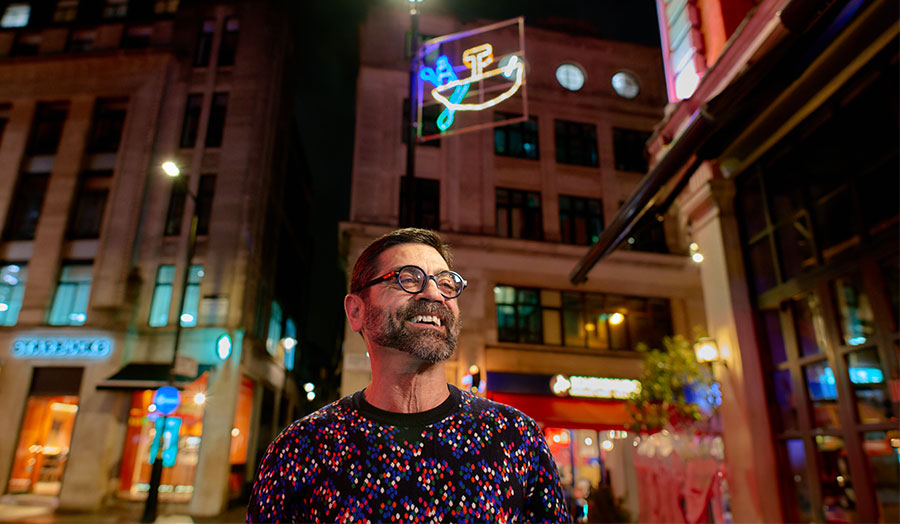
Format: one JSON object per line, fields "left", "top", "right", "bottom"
{"left": 397, "top": 266, "right": 426, "bottom": 292}
{"left": 436, "top": 271, "right": 463, "bottom": 297}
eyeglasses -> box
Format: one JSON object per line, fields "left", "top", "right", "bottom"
{"left": 355, "top": 265, "right": 467, "bottom": 299}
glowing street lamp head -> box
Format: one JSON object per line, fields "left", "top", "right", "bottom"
{"left": 162, "top": 161, "right": 180, "bottom": 177}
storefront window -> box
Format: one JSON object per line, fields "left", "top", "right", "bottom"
{"left": 747, "top": 239, "right": 777, "bottom": 294}
{"left": 7, "top": 395, "right": 79, "bottom": 496}
{"left": 832, "top": 274, "right": 875, "bottom": 347}
{"left": 804, "top": 361, "right": 839, "bottom": 428}
{"left": 815, "top": 435, "right": 857, "bottom": 522}
{"left": 783, "top": 439, "right": 813, "bottom": 522}
{"left": 117, "top": 374, "right": 208, "bottom": 501}
{"left": 229, "top": 376, "right": 255, "bottom": 497}
{"left": 862, "top": 430, "right": 900, "bottom": 523}
{"left": 793, "top": 294, "right": 826, "bottom": 357}
{"left": 772, "top": 369, "right": 798, "bottom": 431}
{"left": 775, "top": 215, "right": 815, "bottom": 280}
{"left": 846, "top": 348, "right": 896, "bottom": 423}
{"left": 761, "top": 310, "right": 787, "bottom": 364}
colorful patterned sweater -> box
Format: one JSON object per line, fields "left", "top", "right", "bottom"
{"left": 247, "top": 385, "right": 570, "bottom": 523}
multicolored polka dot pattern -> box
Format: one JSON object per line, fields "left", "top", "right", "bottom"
{"left": 247, "top": 385, "right": 570, "bottom": 523}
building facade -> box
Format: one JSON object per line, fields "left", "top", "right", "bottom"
{"left": 341, "top": 5, "right": 705, "bottom": 516}
{"left": 574, "top": 0, "right": 899, "bottom": 521}
{"left": 0, "top": 0, "right": 307, "bottom": 516}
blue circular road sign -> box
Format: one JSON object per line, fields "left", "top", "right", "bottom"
{"left": 153, "top": 386, "right": 181, "bottom": 415}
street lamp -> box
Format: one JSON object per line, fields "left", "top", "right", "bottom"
{"left": 141, "top": 161, "right": 202, "bottom": 523}
{"left": 401, "top": 0, "right": 424, "bottom": 227}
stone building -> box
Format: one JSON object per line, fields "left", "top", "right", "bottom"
{"left": 0, "top": 0, "right": 307, "bottom": 515}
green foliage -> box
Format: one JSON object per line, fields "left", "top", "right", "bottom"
{"left": 626, "top": 334, "right": 718, "bottom": 432}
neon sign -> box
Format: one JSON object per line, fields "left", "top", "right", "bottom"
{"left": 419, "top": 43, "right": 525, "bottom": 132}
{"left": 551, "top": 374, "right": 641, "bottom": 399}
{"left": 12, "top": 336, "right": 113, "bottom": 359}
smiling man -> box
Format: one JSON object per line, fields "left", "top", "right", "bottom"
{"left": 248, "top": 228, "right": 570, "bottom": 523}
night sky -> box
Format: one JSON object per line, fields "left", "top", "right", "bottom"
{"left": 285, "top": 0, "right": 661, "bottom": 394}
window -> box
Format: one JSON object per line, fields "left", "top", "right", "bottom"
{"left": 66, "top": 28, "right": 96, "bottom": 52}
{"left": 196, "top": 174, "right": 215, "bottom": 235}
{"left": 0, "top": 264, "right": 27, "bottom": 326}
{"left": 53, "top": 0, "right": 78, "bottom": 22}
{"left": 556, "top": 64, "right": 585, "bottom": 91}
{"left": 27, "top": 103, "right": 68, "bottom": 155}
{"left": 621, "top": 216, "right": 668, "bottom": 253}
{"left": 559, "top": 195, "right": 604, "bottom": 245}
{"left": 217, "top": 17, "right": 239, "bottom": 66}
{"left": 494, "top": 285, "right": 672, "bottom": 350}
{"left": 611, "top": 71, "right": 640, "bottom": 99}
{"left": 3, "top": 172, "right": 49, "bottom": 240}
{"left": 164, "top": 176, "right": 186, "bottom": 236}
{"left": 399, "top": 177, "right": 439, "bottom": 230}
{"left": 48, "top": 264, "right": 92, "bottom": 325}
{"left": 555, "top": 119, "right": 598, "bottom": 167}
{"left": 87, "top": 98, "right": 127, "bottom": 153}
{"left": 154, "top": 0, "right": 178, "bottom": 14}
{"left": 67, "top": 171, "right": 112, "bottom": 239}
{"left": 494, "top": 112, "right": 538, "bottom": 160}
{"left": 205, "top": 93, "right": 227, "bottom": 148}
{"left": 1, "top": 3, "right": 30, "bottom": 28}
{"left": 265, "top": 301, "right": 283, "bottom": 356}
{"left": 613, "top": 128, "right": 651, "bottom": 173}
{"left": 193, "top": 19, "right": 214, "bottom": 67}
{"left": 102, "top": 0, "right": 127, "bottom": 19}
{"left": 496, "top": 188, "right": 542, "bottom": 240}
{"left": 180, "top": 265, "right": 203, "bottom": 327}
{"left": 11, "top": 32, "right": 40, "bottom": 56}
{"left": 179, "top": 94, "right": 203, "bottom": 148}
{"left": 121, "top": 24, "right": 153, "bottom": 48}
{"left": 402, "top": 99, "right": 440, "bottom": 147}
{"left": 148, "top": 265, "right": 174, "bottom": 327}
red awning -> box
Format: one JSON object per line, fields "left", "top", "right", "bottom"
{"left": 487, "top": 392, "right": 631, "bottom": 431}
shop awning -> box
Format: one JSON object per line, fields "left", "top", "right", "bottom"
{"left": 487, "top": 392, "right": 631, "bottom": 431}
{"left": 96, "top": 363, "right": 214, "bottom": 391}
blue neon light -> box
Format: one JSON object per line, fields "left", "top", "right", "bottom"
{"left": 149, "top": 416, "right": 182, "bottom": 467}
{"left": 848, "top": 367, "right": 884, "bottom": 384}
{"left": 419, "top": 55, "right": 470, "bottom": 131}
{"left": 12, "top": 336, "right": 113, "bottom": 359}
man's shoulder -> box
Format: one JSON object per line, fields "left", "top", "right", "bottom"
{"left": 276, "top": 394, "right": 356, "bottom": 439}
{"left": 458, "top": 389, "right": 542, "bottom": 432}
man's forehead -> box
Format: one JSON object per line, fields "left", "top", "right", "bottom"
{"left": 374, "top": 243, "right": 447, "bottom": 272}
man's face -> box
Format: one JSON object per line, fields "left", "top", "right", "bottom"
{"left": 360, "top": 243, "right": 461, "bottom": 363}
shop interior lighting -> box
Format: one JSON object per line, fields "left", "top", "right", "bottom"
{"left": 193, "top": 392, "right": 206, "bottom": 405}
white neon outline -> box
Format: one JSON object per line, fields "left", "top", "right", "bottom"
{"left": 431, "top": 51, "right": 524, "bottom": 112}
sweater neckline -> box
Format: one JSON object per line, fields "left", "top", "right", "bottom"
{"left": 353, "top": 385, "right": 461, "bottom": 428}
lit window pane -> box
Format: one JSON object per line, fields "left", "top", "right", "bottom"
{"left": 148, "top": 265, "right": 175, "bottom": 327}
{"left": 48, "top": 264, "right": 92, "bottom": 326}
{"left": 846, "top": 347, "right": 896, "bottom": 423}
{"left": 1, "top": 3, "right": 30, "bottom": 28}
{"left": 179, "top": 265, "right": 203, "bottom": 327}
{"left": 832, "top": 274, "right": 875, "bottom": 347}
{"left": 804, "top": 361, "right": 839, "bottom": 428}
{"left": 0, "top": 264, "right": 27, "bottom": 326}
{"left": 862, "top": 430, "right": 900, "bottom": 524}
{"left": 782, "top": 439, "right": 813, "bottom": 522}
{"left": 542, "top": 310, "right": 561, "bottom": 346}
{"left": 814, "top": 435, "right": 858, "bottom": 522}
{"left": 793, "top": 294, "right": 826, "bottom": 357}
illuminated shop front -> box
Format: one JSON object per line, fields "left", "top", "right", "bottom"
{"left": 111, "top": 373, "right": 256, "bottom": 502}
{"left": 6, "top": 367, "right": 84, "bottom": 496}
{"left": 485, "top": 371, "right": 640, "bottom": 520}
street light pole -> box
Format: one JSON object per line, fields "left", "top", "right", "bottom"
{"left": 401, "top": 0, "right": 423, "bottom": 227}
{"left": 141, "top": 163, "right": 200, "bottom": 523}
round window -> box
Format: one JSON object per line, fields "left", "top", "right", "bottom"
{"left": 556, "top": 63, "right": 585, "bottom": 91}
{"left": 611, "top": 71, "right": 640, "bottom": 99}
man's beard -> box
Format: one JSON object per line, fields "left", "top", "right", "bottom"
{"left": 364, "top": 299, "right": 460, "bottom": 363}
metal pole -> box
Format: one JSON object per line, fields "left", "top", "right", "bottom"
{"left": 401, "top": 3, "right": 419, "bottom": 227}
{"left": 141, "top": 183, "right": 199, "bottom": 523}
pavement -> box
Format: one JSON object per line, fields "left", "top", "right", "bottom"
{"left": 0, "top": 501, "right": 247, "bottom": 524}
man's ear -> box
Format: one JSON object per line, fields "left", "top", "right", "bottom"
{"left": 344, "top": 293, "right": 366, "bottom": 332}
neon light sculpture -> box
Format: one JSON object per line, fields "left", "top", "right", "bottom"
{"left": 419, "top": 43, "right": 525, "bottom": 132}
